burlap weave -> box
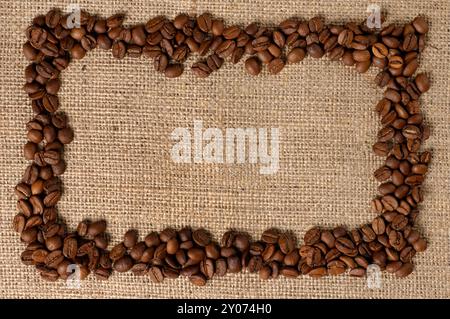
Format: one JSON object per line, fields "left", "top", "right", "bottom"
{"left": 0, "top": 0, "right": 449, "bottom": 298}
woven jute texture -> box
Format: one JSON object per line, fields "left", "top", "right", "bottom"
{"left": 1, "top": 0, "right": 449, "bottom": 298}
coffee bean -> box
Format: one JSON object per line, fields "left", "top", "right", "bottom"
{"left": 187, "top": 247, "right": 205, "bottom": 262}
{"left": 395, "top": 262, "right": 413, "bottom": 277}
{"left": 244, "top": 57, "right": 262, "bottom": 76}
{"left": 372, "top": 142, "right": 390, "bottom": 157}
{"left": 278, "top": 233, "right": 295, "bottom": 254}
{"left": 216, "top": 40, "right": 236, "bottom": 58}
{"left": 192, "top": 62, "right": 211, "bottom": 78}
{"left": 87, "top": 220, "right": 107, "bottom": 238}
{"left": 307, "top": 43, "right": 324, "bottom": 58}
{"left": 109, "top": 243, "right": 126, "bottom": 262}
{"left": 197, "top": 13, "right": 212, "bottom": 33}
{"left": 190, "top": 228, "right": 210, "bottom": 246}
{"left": 327, "top": 260, "right": 346, "bottom": 275}
{"left": 285, "top": 48, "right": 305, "bottom": 64}
{"left": 308, "top": 267, "right": 327, "bottom": 278}
{"left": 227, "top": 255, "right": 241, "bottom": 273}
{"left": 303, "top": 227, "right": 321, "bottom": 245}
{"left": 164, "top": 64, "right": 183, "bottom": 78}
{"left": 412, "top": 17, "right": 428, "bottom": 34}
{"left": 143, "top": 232, "right": 160, "bottom": 247}
{"left": 335, "top": 237, "right": 357, "bottom": 257}
{"left": 113, "top": 256, "right": 133, "bottom": 272}
{"left": 412, "top": 238, "right": 427, "bottom": 252}
{"left": 42, "top": 94, "right": 59, "bottom": 112}
{"left": 415, "top": 73, "right": 430, "bottom": 93}
{"left": 112, "top": 41, "right": 126, "bottom": 59}
{"left": 268, "top": 58, "right": 285, "bottom": 74}
{"left": 199, "top": 258, "right": 215, "bottom": 279}
{"left": 45, "top": 250, "right": 64, "bottom": 268}
{"left": 63, "top": 237, "right": 77, "bottom": 259}
{"left": 371, "top": 217, "right": 386, "bottom": 235}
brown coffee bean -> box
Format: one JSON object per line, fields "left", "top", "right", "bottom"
{"left": 412, "top": 17, "right": 428, "bottom": 34}
{"left": 415, "top": 73, "right": 430, "bottom": 93}
{"left": 412, "top": 238, "right": 427, "bottom": 252}
{"left": 45, "top": 236, "right": 62, "bottom": 251}
{"left": 337, "top": 29, "right": 353, "bottom": 47}
{"left": 389, "top": 231, "right": 406, "bottom": 251}
{"left": 164, "top": 64, "right": 183, "bottom": 78}
{"left": 190, "top": 228, "right": 211, "bottom": 247}
{"left": 45, "top": 250, "right": 64, "bottom": 268}
{"left": 327, "top": 260, "right": 346, "bottom": 275}
{"left": 192, "top": 62, "right": 211, "bottom": 78}
{"left": 148, "top": 266, "right": 164, "bottom": 283}
{"left": 144, "top": 16, "right": 165, "bottom": 34}
{"left": 353, "top": 49, "right": 371, "bottom": 62}
{"left": 361, "top": 225, "right": 376, "bottom": 242}
{"left": 123, "top": 229, "right": 138, "bottom": 248}
{"left": 307, "top": 43, "right": 324, "bottom": 58}
{"left": 268, "top": 58, "right": 285, "bottom": 74}
{"left": 373, "top": 142, "right": 390, "bottom": 157}
{"left": 381, "top": 195, "right": 399, "bottom": 211}
{"left": 113, "top": 256, "right": 133, "bottom": 272}
{"left": 308, "top": 267, "right": 327, "bottom": 278}
{"left": 372, "top": 217, "right": 386, "bottom": 235}
{"left": 285, "top": 47, "right": 305, "bottom": 64}
{"left": 222, "top": 25, "right": 240, "bottom": 40}
{"left": 187, "top": 247, "right": 205, "bottom": 262}
{"left": 87, "top": 220, "right": 106, "bottom": 238}
{"left": 197, "top": 13, "right": 212, "bottom": 33}
{"left": 63, "top": 237, "right": 77, "bottom": 259}
{"left": 277, "top": 233, "right": 294, "bottom": 254}
{"left": 395, "top": 262, "right": 413, "bottom": 277}
{"left": 215, "top": 258, "right": 227, "bottom": 276}
{"left": 335, "top": 237, "right": 357, "bottom": 257}
{"left": 244, "top": 57, "right": 262, "bottom": 76}
{"left": 227, "top": 255, "right": 241, "bottom": 273}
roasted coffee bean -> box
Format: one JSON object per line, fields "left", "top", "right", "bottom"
{"left": 227, "top": 255, "right": 241, "bottom": 273}
{"left": 87, "top": 220, "right": 106, "bottom": 238}
{"left": 335, "top": 237, "right": 357, "bottom": 256}
{"left": 415, "top": 73, "right": 430, "bottom": 93}
{"left": 45, "top": 250, "right": 64, "bottom": 268}
{"left": 412, "top": 17, "right": 428, "bottom": 34}
{"left": 164, "top": 64, "right": 183, "bottom": 78}
{"left": 395, "top": 262, "right": 414, "bottom": 277}
{"left": 268, "top": 58, "right": 285, "bottom": 74}
{"left": 372, "top": 217, "right": 386, "bottom": 235}
{"left": 244, "top": 57, "right": 262, "bottom": 76}
{"left": 145, "top": 16, "right": 165, "bottom": 34}
{"left": 307, "top": 43, "right": 324, "bottom": 58}
{"left": 412, "top": 238, "right": 427, "bottom": 252}
{"left": 277, "top": 233, "right": 294, "bottom": 254}
{"left": 148, "top": 266, "right": 164, "bottom": 283}
{"left": 124, "top": 229, "right": 138, "bottom": 248}
{"left": 63, "top": 237, "right": 77, "bottom": 259}
{"left": 192, "top": 62, "right": 211, "bottom": 78}
{"left": 113, "top": 256, "right": 133, "bottom": 272}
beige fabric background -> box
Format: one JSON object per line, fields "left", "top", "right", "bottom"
{"left": 0, "top": 0, "right": 449, "bottom": 298}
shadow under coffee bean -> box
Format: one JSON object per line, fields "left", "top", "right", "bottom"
{"left": 15, "top": 9, "right": 431, "bottom": 285}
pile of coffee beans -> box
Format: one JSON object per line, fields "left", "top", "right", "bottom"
{"left": 15, "top": 9, "right": 431, "bottom": 285}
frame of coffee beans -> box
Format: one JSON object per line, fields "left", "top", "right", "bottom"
{"left": 16, "top": 9, "right": 431, "bottom": 285}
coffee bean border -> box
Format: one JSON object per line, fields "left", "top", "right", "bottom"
{"left": 15, "top": 9, "right": 431, "bottom": 285}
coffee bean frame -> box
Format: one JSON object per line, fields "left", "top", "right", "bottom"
{"left": 16, "top": 9, "right": 431, "bottom": 285}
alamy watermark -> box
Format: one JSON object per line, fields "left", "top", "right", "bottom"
{"left": 65, "top": 4, "right": 81, "bottom": 29}
{"left": 170, "top": 120, "right": 280, "bottom": 175}
{"left": 366, "top": 4, "right": 382, "bottom": 29}
{"left": 66, "top": 264, "right": 81, "bottom": 289}
{"left": 366, "top": 264, "right": 382, "bottom": 289}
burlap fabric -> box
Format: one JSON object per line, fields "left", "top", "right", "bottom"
{"left": 0, "top": 0, "right": 449, "bottom": 299}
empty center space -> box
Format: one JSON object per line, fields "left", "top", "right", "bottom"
{"left": 57, "top": 49, "right": 381, "bottom": 242}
